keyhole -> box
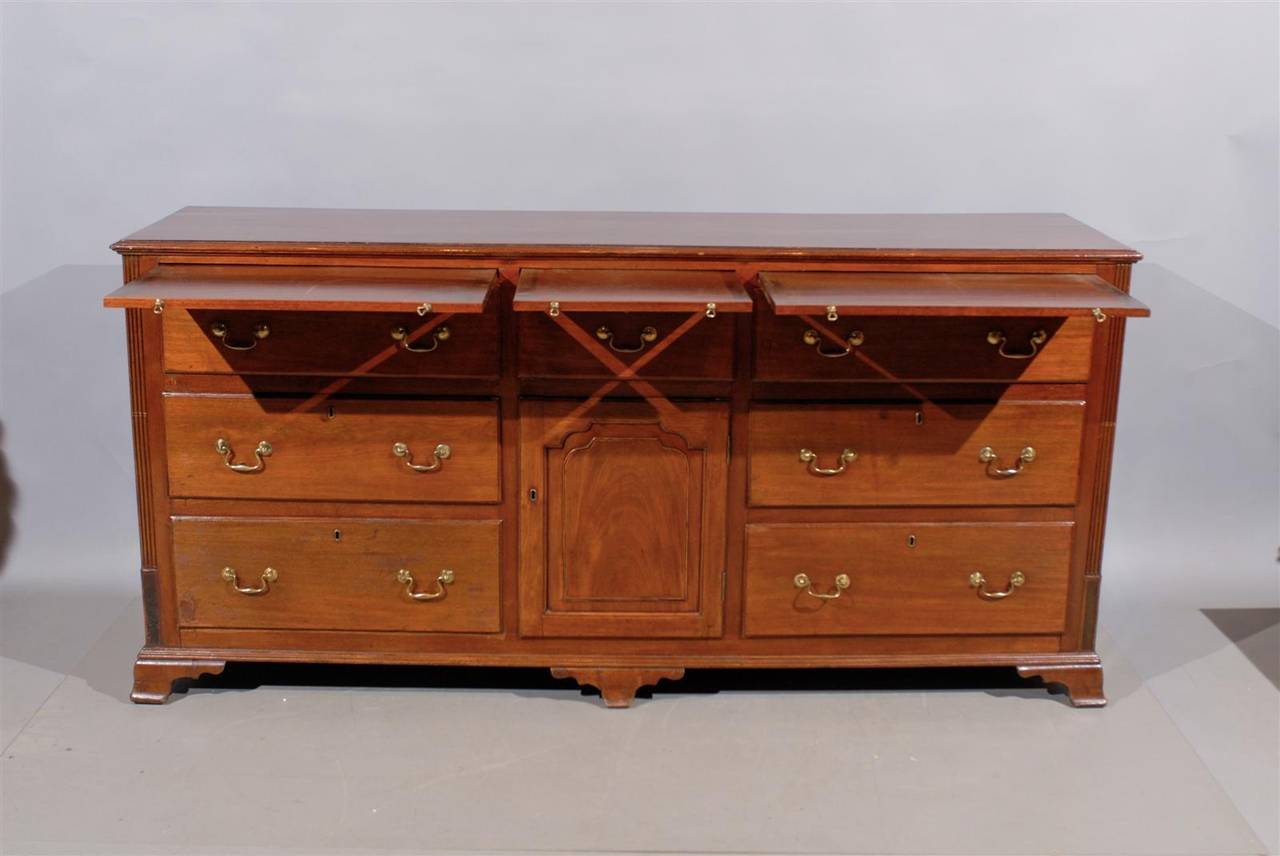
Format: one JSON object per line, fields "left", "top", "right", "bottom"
{"left": 326, "top": 405, "right": 336, "bottom": 420}
{"left": 907, "top": 534, "right": 917, "bottom": 548}
{"left": 914, "top": 411, "right": 924, "bottom": 425}
{"left": 529, "top": 488, "right": 538, "bottom": 502}
{"left": 333, "top": 529, "right": 342, "bottom": 542}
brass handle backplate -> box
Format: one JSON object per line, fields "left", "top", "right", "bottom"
{"left": 391, "top": 325, "right": 451, "bottom": 353}
{"left": 803, "top": 328, "right": 864, "bottom": 358}
{"left": 595, "top": 325, "right": 658, "bottom": 353}
{"left": 215, "top": 438, "right": 272, "bottom": 473}
{"left": 393, "top": 442, "right": 451, "bottom": 473}
{"left": 799, "top": 448, "right": 857, "bottom": 476}
{"left": 221, "top": 566, "right": 278, "bottom": 596}
{"left": 969, "top": 570, "right": 1026, "bottom": 601}
{"left": 986, "top": 329, "right": 1047, "bottom": 359}
{"left": 794, "top": 572, "right": 851, "bottom": 600}
{"left": 210, "top": 321, "right": 270, "bottom": 351}
{"left": 398, "top": 568, "right": 455, "bottom": 601}
{"left": 978, "top": 445, "right": 1036, "bottom": 477}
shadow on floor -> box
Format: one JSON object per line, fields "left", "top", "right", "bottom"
{"left": 174, "top": 660, "right": 1061, "bottom": 706}
{"left": 1202, "top": 607, "right": 1280, "bottom": 690}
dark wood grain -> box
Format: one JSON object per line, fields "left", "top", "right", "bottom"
{"left": 105, "top": 209, "right": 1145, "bottom": 709}
{"left": 112, "top": 208, "right": 1141, "bottom": 262}
{"left": 105, "top": 264, "right": 498, "bottom": 312}
{"left": 748, "top": 401, "right": 1085, "bottom": 507}
{"left": 164, "top": 309, "right": 499, "bottom": 378}
{"left": 520, "top": 399, "right": 728, "bottom": 639}
{"left": 163, "top": 395, "right": 500, "bottom": 503}
{"left": 754, "top": 315, "right": 1093, "bottom": 383}
{"left": 514, "top": 269, "right": 751, "bottom": 312}
{"left": 172, "top": 517, "right": 500, "bottom": 633}
{"left": 759, "top": 271, "right": 1150, "bottom": 316}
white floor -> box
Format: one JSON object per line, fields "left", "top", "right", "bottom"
{"left": 1, "top": 583, "right": 1276, "bottom": 856}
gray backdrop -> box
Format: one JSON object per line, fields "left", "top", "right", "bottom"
{"left": 1, "top": 1, "right": 1276, "bottom": 618}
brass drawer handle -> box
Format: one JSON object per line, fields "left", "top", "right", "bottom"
{"left": 221, "top": 566, "right": 278, "bottom": 596}
{"left": 986, "top": 329, "right": 1047, "bottom": 359}
{"left": 978, "top": 445, "right": 1035, "bottom": 477}
{"left": 799, "top": 447, "right": 857, "bottom": 476}
{"left": 595, "top": 325, "right": 658, "bottom": 353}
{"left": 969, "top": 570, "right": 1025, "bottom": 601}
{"left": 393, "top": 441, "right": 451, "bottom": 473}
{"left": 397, "top": 568, "right": 454, "bottom": 601}
{"left": 391, "top": 324, "right": 451, "bottom": 353}
{"left": 210, "top": 321, "right": 270, "bottom": 351}
{"left": 794, "top": 572, "right": 851, "bottom": 600}
{"left": 803, "top": 328, "right": 864, "bottom": 358}
{"left": 215, "top": 438, "right": 272, "bottom": 473}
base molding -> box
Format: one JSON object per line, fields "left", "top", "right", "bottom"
{"left": 1016, "top": 662, "right": 1106, "bottom": 707}
{"left": 131, "top": 655, "right": 227, "bottom": 704}
{"left": 550, "top": 666, "right": 686, "bottom": 708}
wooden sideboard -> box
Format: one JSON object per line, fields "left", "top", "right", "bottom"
{"left": 104, "top": 208, "right": 1147, "bottom": 707}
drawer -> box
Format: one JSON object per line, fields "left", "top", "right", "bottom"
{"left": 164, "top": 395, "right": 500, "bottom": 502}
{"left": 749, "top": 400, "right": 1083, "bottom": 506}
{"left": 744, "top": 523, "right": 1072, "bottom": 637}
{"left": 173, "top": 517, "right": 500, "bottom": 632}
{"left": 755, "top": 314, "right": 1094, "bottom": 382}
{"left": 517, "top": 311, "right": 735, "bottom": 380}
{"left": 164, "top": 309, "right": 499, "bottom": 378}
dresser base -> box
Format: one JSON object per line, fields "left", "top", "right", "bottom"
{"left": 130, "top": 648, "right": 1104, "bottom": 707}
{"left": 550, "top": 667, "right": 687, "bottom": 708}
{"left": 1016, "top": 662, "right": 1107, "bottom": 708}
{"left": 131, "top": 656, "right": 227, "bottom": 704}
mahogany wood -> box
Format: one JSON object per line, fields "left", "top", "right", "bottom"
{"left": 743, "top": 523, "right": 1073, "bottom": 637}
{"left": 514, "top": 268, "right": 751, "bottom": 313}
{"left": 748, "top": 401, "right": 1085, "bottom": 506}
{"left": 754, "top": 314, "right": 1093, "bottom": 383}
{"left": 550, "top": 667, "right": 686, "bottom": 708}
{"left": 517, "top": 311, "right": 735, "bottom": 380}
{"left": 759, "top": 271, "right": 1150, "bottom": 316}
{"left": 1016, "top": 663, "right": 1106, "bottom": 708}
{"left": 109, "top": 208, "right": 1144, "bottom": 706}
{"left": 163, "top": 309, "right": 499, "bottom": 378}
{"left": 113, "top": 208, "right": 1142, "bottom": 262}
{"left": 519, "top": 399, "right": 729, "bottom": 639}
{"left": 171, "top": 517, "right": 501, "bottom": 633}
{"left": 163, "top": 395, "right": 501, "bottom": 503}
{"left": 104, "top": 264, "right": 498, "bottom": 312}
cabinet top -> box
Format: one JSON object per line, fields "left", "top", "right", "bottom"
{"left": 112, "top": 207, "right": 1140, "bottom": 262}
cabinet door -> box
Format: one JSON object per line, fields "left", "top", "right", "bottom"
{"left": 519, "top": 400, "right": 729, "bottom": 638}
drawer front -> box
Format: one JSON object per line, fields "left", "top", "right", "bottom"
{"left": 173, "top": 517, "right": 500, "bottom": 632}
{"left": 744, "top": 523, "right": 1072, "bottom": 637}
{"left": 164, "top": 395, "right": 500, "bottom": 502}
{"left": 749, "top": 401, "right": 1083, "bottom": 506}
{"left": 164, "top": 310, "right": 499, "bottom": 378}
{"left": 517, "top": 311, "right": 734, "bottom": 379}
{"left": 755, "top": 315, "right": 1093, "bottom": 382}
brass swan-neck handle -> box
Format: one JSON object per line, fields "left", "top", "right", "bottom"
{"left": 986, "top": 329, "right": 1047, "bottom": 359}
{"left": 397, "top": 568, "right": 454, "bottom": 601}
{"left": 978, "top": 445, "right": 1035, "bottom": 477}
{"left": 215, "top": 438, "right": 272, "bottom": 473}
{"left": 210, "top": 321, "right": 270, "bottom": 351}
{"left": 391, "top": 325, "right": 451, "bottom": 353}
{"left": 969, "top": 570, "right": 1026, "bottom": 601}
{"left": 799, "top": 447, "right": 857, "bottom": 476}
{"left": 595, "top": 325, "right": 659, "bottom": 353}
{"left": 803, "top": 328, "right": 864, "bottom": 358}
{"left": 392, "top": 442, "right": 451, "bottom": 473}
{"left": 794, "top": 573, "right": 851, "bottom": 600}
{"left": 221, "top": 566, "right": 278, "bottom": 596}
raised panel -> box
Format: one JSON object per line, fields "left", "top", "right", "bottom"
{"left": 520, "top": 400, "right": 728, "bottom": 638}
